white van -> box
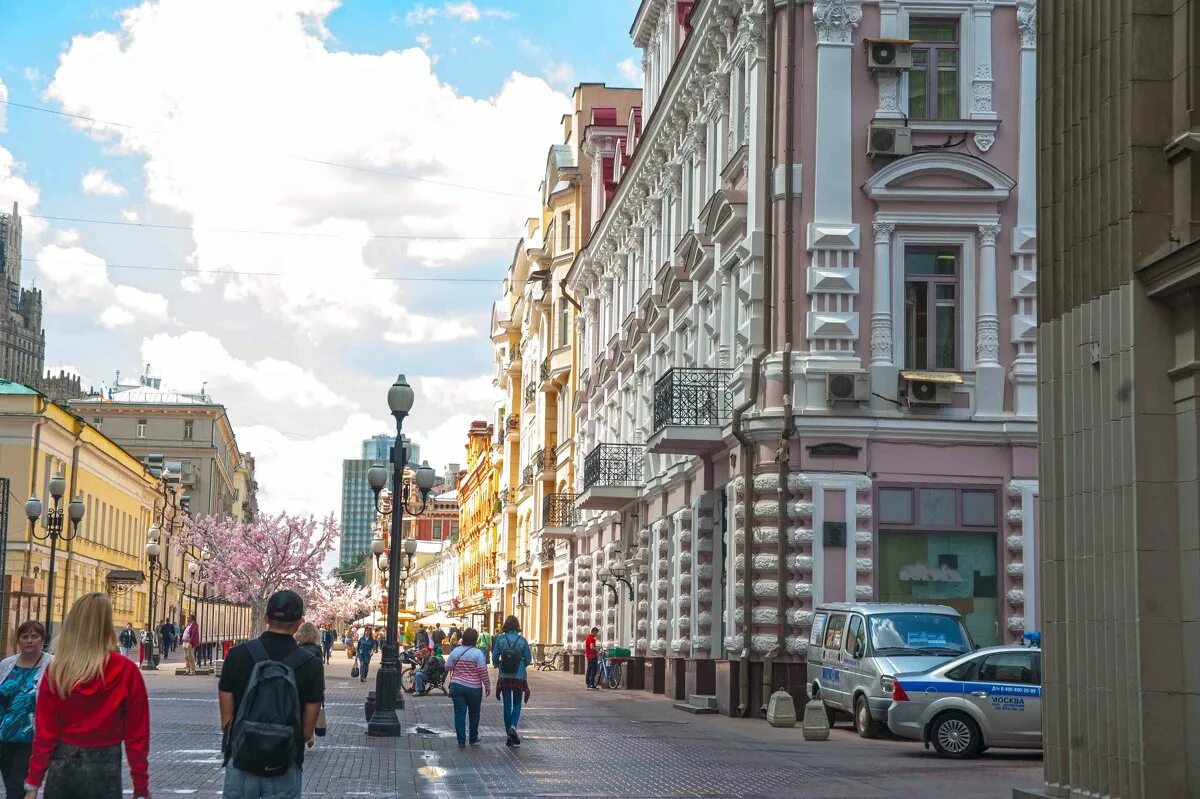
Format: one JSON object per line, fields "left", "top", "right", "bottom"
{"left": 807, "top": 602, "right": 975, "bottom": 737}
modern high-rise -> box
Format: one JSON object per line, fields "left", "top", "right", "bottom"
{"left": 0, "top": 204, "right": 45, "bottom": 389}
{"left": 341, "top": 434, "right": 434, "bottom": 563}
{"left": 1032, "top": 0, "right": 1199, "bottom": 796}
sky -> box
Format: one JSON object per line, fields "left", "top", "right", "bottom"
{"left": 0, "top": 0, "right": 642, "bottom": 530}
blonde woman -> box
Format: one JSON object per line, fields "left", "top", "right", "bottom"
{"left": 23, "top": 593, "right": 149, "bottom": 799}
{"left": 294, "top": 623, "right": 327, "bottom": 739}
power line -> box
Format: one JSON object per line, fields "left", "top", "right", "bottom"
{"left": 0, "top": 98, "right": 538, "bottom": 200}
{"left": 20, "top": 257, "right": 499, "bottom": 283}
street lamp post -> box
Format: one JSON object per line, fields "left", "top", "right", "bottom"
{"left": 364, "top": 374, "right": 436, "bottom": 737}
{"left": 142, "top": 525, "right": 163, "bottom": 671}
{"left": 25, "top": 473, "right": 84, "bottom": 648}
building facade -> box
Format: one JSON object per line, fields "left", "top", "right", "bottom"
{"left": 0, "top": 205, "right": 45, "bottom": 389}
{"left": 1032, "top": 0, "right": 1198, "bottom": 797}
{"left": 453, "top": 421, "right": 502, "bottom": 630}
{"left": 561, "top": 0, "right": 1039, "bottom": 715}
{"left": 490, "top": 84, "right": 642, "bottom": 646}
{"left": 0, "top": 381, "right": 161, "bottom": 646}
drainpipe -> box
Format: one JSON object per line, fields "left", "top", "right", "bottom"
{"left": 24, "top": 408, "right": 46, "bottom": 578}
{"left": 761, "top": 0, "right": 798, "bottom": 715}
{"left": 732, "top": 0, "right": 778, "bottom": 719}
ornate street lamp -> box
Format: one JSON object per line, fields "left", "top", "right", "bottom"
{"left": 364, "top": 374, "right": 437, "bottom": 737}
{"left": 25, "top": 473, "right": 85, "bottom": 647}
{"left": 142, "top": 525, "right": 162, "bottom": 670}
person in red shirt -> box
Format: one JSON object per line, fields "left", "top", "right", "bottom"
{"left": 584, "top": 627, "right": 600, "bottom": 690}
{"left": 24, "top": 592, "right": 149, "bottom": 799}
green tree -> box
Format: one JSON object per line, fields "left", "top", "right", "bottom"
{"left": 332, "top": 550, "right": 370, "bottom": 587}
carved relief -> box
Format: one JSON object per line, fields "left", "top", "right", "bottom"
{"left": 978, "top": 224, "right": 1001, "bottom": 246}
{"left": 872, "top": 220, "right": 895, "bottom": 244}
{"left": 977, "top": 317, "right": 1000, "bottom": 363}
{"left": 974, "top": 132, "right": 996, "bottom": 152}
{"left": 877, "top": 73, "right": 901, "bottom": 113}
{"left": 1017, "top": 0, "right": 1037, "bottom": 49}
{"left": 812, "top": 0, "right": 863, "bottom": 46}
{"left": 869, "top": 316, "right": 893, "bottom": 363}
{"left": 972, "top": 64, "right": 994, "bottom": 115}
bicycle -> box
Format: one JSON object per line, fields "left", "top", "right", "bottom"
{"left": 596, "top": 651, "right": 623, "bottom": 689}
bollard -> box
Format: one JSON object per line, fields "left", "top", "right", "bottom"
{"left": 766, "top": 690, "right": 798, "bottom": 728}
{"left": 364, "top": 691, "right": 376, "bottom": 723}
{"left": 801, "top": 698, "right": 831, "bottom": 741}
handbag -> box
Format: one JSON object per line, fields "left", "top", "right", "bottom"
{"left": 315, "top": 706, "right": 327, "bottom": 738}
{"left": 351, "top": 662, "right": 359, "bottom": 678}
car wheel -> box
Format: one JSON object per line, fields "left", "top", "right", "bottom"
{"left": 854, "top": 695, "right": 881, "bottom": 739}
{"left": 930, "top": 711, "right": 982, "bottom": 758}
{"left": 824, "top": 703, "right": 838, "bottom": 728}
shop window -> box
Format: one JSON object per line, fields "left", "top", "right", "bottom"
{"left": 918, "top": 488, "right": 956, "bottom": 526}
{"left": 909, "top": 20, "right": 960, "bottom": 120}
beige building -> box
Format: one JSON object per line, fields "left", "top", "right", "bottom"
{"left": 490, "top": 84, "right": 642, "bottom": 645}
{"left": 1032, "top": 0, "right": 1199, "bottom": 797}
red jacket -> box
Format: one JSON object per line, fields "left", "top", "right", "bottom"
{"left": 184, "top": 622, "right": 200, "bottom": 648}
{"left": 26, "top": 651, "right": 150, "bottom": 797}
{"left": 585, "top": 634, "right": 598, "bottom": 660}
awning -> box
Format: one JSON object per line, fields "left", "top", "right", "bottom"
{"left": 106, "top": 570, "right": 144, "bottom": 586}
{"left": 900, "top": 370, "right": 964, "bottom": 384}
{"left": 416, "top": 610, "right": 468, "bottom": 627}
{"left": 350, "top": 610, "right": 418, "bottom": 628}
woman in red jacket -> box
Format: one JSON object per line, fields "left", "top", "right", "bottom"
{"left": 23, "top": 593, "right": 149, "bottom": 799}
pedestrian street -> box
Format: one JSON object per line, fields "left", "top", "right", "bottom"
{"left": 140, "top": 655, "right": 1042, "bottom": 798}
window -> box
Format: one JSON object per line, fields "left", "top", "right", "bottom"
{"left": 560, "top": 210, "right": 572, "bottom": 252}
{"left": 977, "top": 651, "right": 1037, "bottom": 685}
{"left": 845, "top": 615, "right": 867, "bottom": 658}
{"left": 450, "top": 521, "right": 459, "bottom": 538}
{"left": 432, "top": 520, "right": 443, "bottom": 539}
{"left": 92, "top": 417, "right": 102, "bottom": 429}
{"left": 909, "top": 20, "right": 960, "bottom": 119}
{"left": 183, "top": 420, "right": 194, "bottom": 440}
{"left": 136, "top": 419, "right": 147, "bottom": 439}
{"left": 558, "top": 297, "right": 570, "bottom": 347}
{"left": 904, "top": 247, "right": 959, "bottom": 370}
{"left": 823, "top": 614, "right": 847, "bottom": 650}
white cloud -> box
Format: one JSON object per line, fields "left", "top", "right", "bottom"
{"left": 617, "top": 58, "right": 642, "bottom": 85}
{"left": 140, "top": 331, "right": 354, "bottom": 411}
{"left": 53, "top": 228, "right": 81, "bottom": 245}
{"left": 80, "top": 167, "right": 127, "bottom": 197}
{"left": 121, "top": 209, "right": 139, "bottom": 222}
{"left": 405, "top": 4, "right": 439, "bottom": 24}
{"left": 0, "top": 147, "right": 41, "bottom": 226}
{"left": 542, "top": 61, "right": 575, "bottom": 91}
{"left": 443, "top": 2, "right": 481, "bottom": 22}
{"left": 35, "top": 244, "right": 171, "bottom": 327}
{"left": 406, "top": 2, "right": 512, "bottom": 24}
{"left": 470, "top": 35, "right": 487, "bottom": 46}
{"left": 48, "top": 0, "right": 568, "bottom": 342}
{"left": 416, "top": 32, "right": 433, "bottom": 50}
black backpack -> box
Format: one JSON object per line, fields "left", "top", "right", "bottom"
{"left": 228, "top": 640, "right": 313, "bottom": 777}
{"left": 496, "top": 632, "right": 524, "bottom": 675}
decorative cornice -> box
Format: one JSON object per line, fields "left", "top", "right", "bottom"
{"left": 813, "top": 0, "right": 862, "bottom": 46}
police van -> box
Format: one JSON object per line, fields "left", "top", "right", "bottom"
{"left": 886, "top": 640, "right": 1043, "bottom": 757}
{"left": 807, "top": 603, "right": 975, "bottom": 738}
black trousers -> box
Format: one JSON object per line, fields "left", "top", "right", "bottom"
{"left": 0, "top": 741, "right": 32, "bottom": 799}
{"left": 44, "top": 743, "right": 122, "bottom": 799}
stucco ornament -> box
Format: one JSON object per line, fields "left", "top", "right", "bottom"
{"left": 813, "top": 0, "right": 863, "bottom": 46}
{"left": 974, "top": 132, "right": 997, "bottom": 152}
{"left": 1017, "top": 0, "right": 1037, "bottom": 49}
{"left": 977, "top": 318, "right": 1001, "bottom": 363}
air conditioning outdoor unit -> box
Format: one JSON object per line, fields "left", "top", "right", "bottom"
{"left": 865, "top": 39, "right": 914, "bottom": 71}
{"left": 901, "top": 376, "right": 954, "bottom": 407}
{"left": 868, "top": 123, "right": 913, "bottom": 157}
{"left": 826, "top": 372, "right": 871, "bottom": 403}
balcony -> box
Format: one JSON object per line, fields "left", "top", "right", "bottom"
{"left": 539, "top": 357, "right": 552, "bottom": 391}
{"left": 521, "top": 464, "right": 534, "bottom": 489}
{"left": 503, "top": 487, "right": 518, "bottom": 509}
{"left": 531, "top": 448, "right": 545, "bottom": 475}
{"left": 648, "top": 367, "right": 734, "bottom": 455}
{"left": 524, "top": 382, "right": 537, "bottom": 408}
{"left": 578, "top": 443, "right": 644, "bottom": 511}
{"left": 540, "top": 492, "right": 580, "bottom": 540}
{"left": 505, "top": 414, "right": 519, "bottom": 442}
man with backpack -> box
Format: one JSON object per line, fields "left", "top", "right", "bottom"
{"left": 218, "top": 589, "right": 324, "bottom": 797}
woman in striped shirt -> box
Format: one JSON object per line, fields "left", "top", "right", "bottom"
{"left": 445, "top": 628, "right": 491, "bottom": 747}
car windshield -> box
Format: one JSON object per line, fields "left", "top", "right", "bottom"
{"left": 867, "top": 612, "right": 973, "bottom": 655}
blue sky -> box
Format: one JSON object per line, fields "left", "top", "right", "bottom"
{"left": 0, "top": 0, "right": 642, "bottom": 518}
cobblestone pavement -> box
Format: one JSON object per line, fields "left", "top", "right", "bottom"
{"left": 138, "top": 650, "right": 1043, "bottom": 798}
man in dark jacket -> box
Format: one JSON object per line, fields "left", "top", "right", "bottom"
{"left": 119, "top": 622, "right": 138, "bottom": 659}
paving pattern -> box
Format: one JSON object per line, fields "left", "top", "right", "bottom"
{"left": 137, "top": 649, "right": 1044, "bottom": 797}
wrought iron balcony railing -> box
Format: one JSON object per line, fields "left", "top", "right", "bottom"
{"left": 524, "top": 382, "right": 537, "bottom": 406}
{"left": 542, "top": 492, "right": 579, "bottom": 528}
{"left": 541, "top": 537, "right": 558, "bottom": 561}
{"left": 504, "top": 487, "right": 518, "bottom": 506}
{"left": 506, "top": 559, "right": 517, "bottom": 577}
{"left": 653, "top": 367, "right": 734, "bottom": 432}
{"left": 506, "top": 414, "right": 519, "bottom": 433}
{"left": 582, "top": 443, "right": 644, "bottom": 490}
{"left": 521, "top": 464, "right": 534, "bottom": 487}
{"left": 540, "top": 358, "right": 550, "bottom": 382}
{"left": 531, "top": 448, "right": 545, "bottom": 473}
{"left": 547, "top": 442, "right": 558, "bottom": 464}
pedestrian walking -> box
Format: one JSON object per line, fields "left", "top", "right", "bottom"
{"left": 355, "top": 628, "right": 377, "bottom": 683}
{"left": 445, "top": 629, "right": 489, "bottom": 748}
{"left": 319, "top": 627, "right": 334, "bottom": 664}
{"left": 414, "top": 625, "right": 430, "bottom": 651}
{"left": 159, "top": 620, "right": 175, "bottom": 660}
{"left": 477, "top": 628, "right": 491, "bottom": 653}
{"left": 294, "top": 623, "right": 327, "bottom": 740}
{"left": 182, "top": 614, "right": 201, "bottom": 676}
{"left": 117, "top": 624, "right": 137, "bottom": 660}
{"left": 23, "top": 593, "right": 150, "bottom": 799}
{"left": 0, "top": 620, "right": 51, "bottom": 799}
{"left": 584, "top": 627, "right": 600, "bottom": 690}
{"left": 491, "top": 615, "right": 532, "bottom": 747}
{"left": 430, "top": 624, "right": 446, "bottom": 653}
{"left": 218, "top": 590, "right": 322, "bottom": 798}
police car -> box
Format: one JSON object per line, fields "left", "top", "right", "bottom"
{"left": 885, "top": 638, "right": 1042, "bottom": 758}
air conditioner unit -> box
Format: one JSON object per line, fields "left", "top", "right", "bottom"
{"left": 901, "top": 377, "right": 954, "bottom": 407}
{"left": 865, "top": 38, "right": 913, "bottom": 71}
{"left": 868, "top": 123, "right": 913, "bottom": 157}
{"left": 826, "top": 372, "right": 871, "bottom": 403}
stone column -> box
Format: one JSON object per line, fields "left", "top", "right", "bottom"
{"left": 869, "top": 221, "right": 895, "bottom": 366}
{"left": 975, "top": 223, "right": 1003, "bottom": 415}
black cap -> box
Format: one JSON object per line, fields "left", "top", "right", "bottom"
{"left": 266, "top": 590, "right": 304, "bottom": 623}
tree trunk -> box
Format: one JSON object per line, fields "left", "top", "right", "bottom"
{"left": 250, "top": 598, "right": 268, "bottom": 635}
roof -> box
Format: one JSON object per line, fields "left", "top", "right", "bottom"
{"left": 0, "top": 380, "right": 39, "bottom": 395}
{"left": 433, "top": 489, "right": 458, "bottom": 502}
{"left": 815, "top": 602, "right": 964, "bottom": 617}
{"left": 76, "top": 386, "right": 215, "bottom": 405}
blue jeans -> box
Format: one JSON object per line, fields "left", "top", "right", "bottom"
{"left": 222, "top": 763, "right": 301, "bottom": 798}
{"left": 585, "top": 657, "right": 598, "bottom": 688}
{"left": 448, "top": 683, "right": 482, "bottom": 744}
{"left": 358, "top": 655, "right": 371, "bottom": 680}
{"left": 413, "top": 671, "right": 425, "bottom": 694}
{"left": 500, "top": 688, "right": 523, "bottom": 732}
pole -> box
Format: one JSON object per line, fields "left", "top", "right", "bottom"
{"left": 367, "top": 428, "right": 405, "bottom": 736}
{"left": 44, "top": 528, "right": 58, "bottom": 646}
{"left": 142, "top": 559, "right": 157, "bottom": 670}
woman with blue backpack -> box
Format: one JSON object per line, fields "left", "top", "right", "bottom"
{"left": 491, "top": 615, "right": 532, "bottom": 747}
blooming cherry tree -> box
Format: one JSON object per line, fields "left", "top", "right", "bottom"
{"left": 185, "top": 512, "right": 339, "bottom": 629}
{"left": 307, "top": 579, "right": 373, "bottom": 627}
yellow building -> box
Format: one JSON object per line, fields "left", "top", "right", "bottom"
{"left": 489, "top": 84, "right": 642, "bottom": 645}
{"left": 453, "top": 420, "right": 501, "bottom": 631}
{"left": 0, "top": 380, "right": 162, "bottom": 648}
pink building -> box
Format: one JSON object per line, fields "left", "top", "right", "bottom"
{"left": 561, "top": 0, "right": 1038, "bottom": 718}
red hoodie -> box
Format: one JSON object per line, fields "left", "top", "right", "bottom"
{"left": 585, "top": 633, "right": 598, "bottom": 660}
{"left": 26, "top": 651, "right": 150, "bottom": 797}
